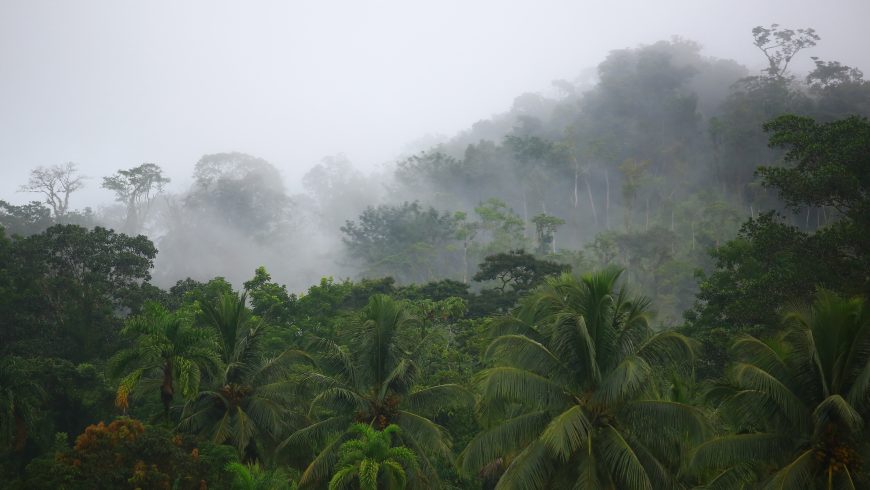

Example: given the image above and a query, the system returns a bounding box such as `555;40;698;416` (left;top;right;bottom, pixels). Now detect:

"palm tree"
180;293;303;459
328;424;418;490
109;303;220;418
691;291;870;488
460;269;706;489
282;294;472;488
0;357;44;452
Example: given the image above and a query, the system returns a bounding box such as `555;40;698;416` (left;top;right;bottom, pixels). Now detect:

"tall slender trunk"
573;164;579;208
522;190;529;238
585;175;598;226
604;168;610;229
644;197;650;232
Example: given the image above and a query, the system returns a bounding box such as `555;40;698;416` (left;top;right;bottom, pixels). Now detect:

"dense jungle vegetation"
2;25;869;489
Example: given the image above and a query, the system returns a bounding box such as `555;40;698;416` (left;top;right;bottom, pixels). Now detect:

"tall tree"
461;269;705;489
751;24;820;80
0;200;53;236
692;115;870;334
109;303;220;419
19;162;85;221
180;293;301;458
0;225;157;361
281;295;471;488
102;163;170;233
341;202;460;283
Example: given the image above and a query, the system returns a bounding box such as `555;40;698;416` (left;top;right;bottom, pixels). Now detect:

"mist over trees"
2;23;870;489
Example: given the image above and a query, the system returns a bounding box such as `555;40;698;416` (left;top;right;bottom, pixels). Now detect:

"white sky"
2;0;868;208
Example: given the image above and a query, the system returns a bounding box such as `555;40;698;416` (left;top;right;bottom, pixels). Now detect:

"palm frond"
493;440;554;490
594;355;652;406
459;410;551;475
477;366;566;407
813;394;864;434
690;433;792;473
395;409;451;458
597;425;653;490
729;362;811;431
539;405;592;462
620;400;710;444
485;334;567;378
763;449;815;490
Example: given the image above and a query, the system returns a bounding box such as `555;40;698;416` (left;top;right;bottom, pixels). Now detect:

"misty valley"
2;20;870;490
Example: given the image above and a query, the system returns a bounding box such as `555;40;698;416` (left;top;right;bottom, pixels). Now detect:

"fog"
1;0;869;301
2;0;868;202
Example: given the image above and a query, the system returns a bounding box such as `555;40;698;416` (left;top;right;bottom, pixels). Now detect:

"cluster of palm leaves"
461;269;706;489
282;294;472;488
111;293;303;460
329;423;418;490
107;271;870;489
0;357;44;452
692;290;870;489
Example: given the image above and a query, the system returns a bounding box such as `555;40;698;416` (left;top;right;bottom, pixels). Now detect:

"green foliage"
531;214;565;255
0;200;53;236
0;357;45;454
329;424;418;490
109;303;221;418
226;461;297;490
342;202;460;283
282;295;472;488
692;114;870;341
4;25;870;490
462;269;705;489
692;291;870;487
472;250;570;314
180;293;304;459
0;225;157;361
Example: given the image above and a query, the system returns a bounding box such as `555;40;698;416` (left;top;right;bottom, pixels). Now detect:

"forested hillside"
2;24;870;489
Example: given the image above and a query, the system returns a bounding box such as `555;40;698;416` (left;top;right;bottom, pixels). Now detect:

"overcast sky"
2;0;868;208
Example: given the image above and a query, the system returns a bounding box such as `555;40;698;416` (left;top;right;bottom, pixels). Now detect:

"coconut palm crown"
461;269;706;489
109;303;220;418
180;293;303;459
692;291;870;488
282;294;472;488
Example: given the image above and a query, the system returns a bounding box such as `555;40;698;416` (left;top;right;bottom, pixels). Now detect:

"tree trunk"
604;168;611;229
585;174;598;226
644;197;650;231
522;190;529;238
573;164;579;208
161;361;174;419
